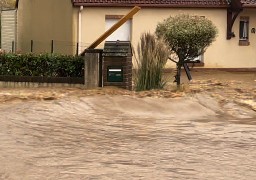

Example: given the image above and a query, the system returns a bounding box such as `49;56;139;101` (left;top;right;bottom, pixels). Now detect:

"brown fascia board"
243;4;256;7
73;3;228;8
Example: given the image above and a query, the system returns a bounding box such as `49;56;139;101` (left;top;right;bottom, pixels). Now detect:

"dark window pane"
239;20;249;40
239;21;244;39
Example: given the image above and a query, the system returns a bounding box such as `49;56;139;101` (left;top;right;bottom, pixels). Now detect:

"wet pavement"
0;95;255;180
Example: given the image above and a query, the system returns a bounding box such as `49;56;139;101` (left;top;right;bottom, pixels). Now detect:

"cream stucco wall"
80;7;256;68
223;9;256;68
17;3;256;68
17;0;76;54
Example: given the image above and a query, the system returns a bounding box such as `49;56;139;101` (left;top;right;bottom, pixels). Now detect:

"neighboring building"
15;0;256;68
15;0;75;55
1;9;17;52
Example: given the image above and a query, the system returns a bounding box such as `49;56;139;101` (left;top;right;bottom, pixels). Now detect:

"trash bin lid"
103;41;132;57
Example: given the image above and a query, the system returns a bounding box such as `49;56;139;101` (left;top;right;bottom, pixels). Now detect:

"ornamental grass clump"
134;32;170;91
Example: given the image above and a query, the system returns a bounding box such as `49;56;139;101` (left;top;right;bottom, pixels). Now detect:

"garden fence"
1;40;92;55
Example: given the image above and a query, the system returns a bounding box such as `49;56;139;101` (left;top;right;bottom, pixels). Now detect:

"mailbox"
107;67;123;82
102;41;132;89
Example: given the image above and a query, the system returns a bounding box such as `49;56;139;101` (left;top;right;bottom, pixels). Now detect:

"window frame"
105;15;132;42
239;16;250;46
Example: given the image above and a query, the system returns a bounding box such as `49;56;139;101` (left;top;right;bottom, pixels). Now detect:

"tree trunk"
176;64;182;87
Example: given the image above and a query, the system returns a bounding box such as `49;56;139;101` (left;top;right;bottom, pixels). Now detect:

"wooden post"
51;40;54;54
98;51;103;87
31;40;33;53
12;41;15;53
76;42;79;56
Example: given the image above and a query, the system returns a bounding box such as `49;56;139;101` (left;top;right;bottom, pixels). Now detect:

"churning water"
0;96;255;179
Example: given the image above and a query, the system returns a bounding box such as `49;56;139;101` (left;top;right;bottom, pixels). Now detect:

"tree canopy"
156;14;218;63
155;14;218;86
0;0;16;9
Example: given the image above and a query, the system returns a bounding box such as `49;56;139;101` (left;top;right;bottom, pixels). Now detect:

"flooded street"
0;94;255;179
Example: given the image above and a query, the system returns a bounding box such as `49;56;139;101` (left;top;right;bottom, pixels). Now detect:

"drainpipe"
78;6;83;54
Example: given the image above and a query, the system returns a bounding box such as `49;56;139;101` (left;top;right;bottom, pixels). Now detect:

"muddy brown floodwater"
0;94;256;180
0;70;256;179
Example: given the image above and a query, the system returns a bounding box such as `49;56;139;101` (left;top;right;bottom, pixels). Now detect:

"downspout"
78;6;83;54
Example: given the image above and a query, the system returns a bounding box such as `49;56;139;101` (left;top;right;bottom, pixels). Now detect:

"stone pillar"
84;53;99;89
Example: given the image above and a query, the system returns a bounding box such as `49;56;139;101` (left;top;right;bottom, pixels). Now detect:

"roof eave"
73;3;228;8
243;5;256;8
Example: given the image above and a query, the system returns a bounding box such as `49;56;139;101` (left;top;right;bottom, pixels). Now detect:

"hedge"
0;53;84;77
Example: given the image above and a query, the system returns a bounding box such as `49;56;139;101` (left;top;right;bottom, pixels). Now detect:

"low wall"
0;81;84;88
0;76;84;88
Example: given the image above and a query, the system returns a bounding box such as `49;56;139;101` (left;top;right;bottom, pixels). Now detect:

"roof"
242;0;256;7
72;0;229;8
14;0;256;9
72;0;256;8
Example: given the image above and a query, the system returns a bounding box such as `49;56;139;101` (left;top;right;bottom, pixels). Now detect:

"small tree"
134;32;170;91
0;0;16;8
156;14;218;86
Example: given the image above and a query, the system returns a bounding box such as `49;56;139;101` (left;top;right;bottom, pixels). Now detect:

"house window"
105;15;132;41
187;54;204;67
239;17;250;46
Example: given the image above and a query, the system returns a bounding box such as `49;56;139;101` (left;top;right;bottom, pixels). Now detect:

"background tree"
156;14;218;86
0;0;16;9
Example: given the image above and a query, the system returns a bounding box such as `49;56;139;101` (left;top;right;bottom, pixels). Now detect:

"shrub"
0;53;84;77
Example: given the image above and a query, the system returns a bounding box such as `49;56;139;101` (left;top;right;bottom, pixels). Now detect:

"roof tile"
72;0;256;8
72;0;229;7
242;0;256;7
